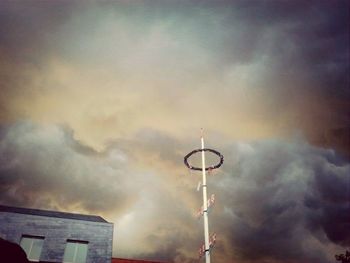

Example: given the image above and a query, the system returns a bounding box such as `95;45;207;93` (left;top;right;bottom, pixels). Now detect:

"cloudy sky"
0;1;349;262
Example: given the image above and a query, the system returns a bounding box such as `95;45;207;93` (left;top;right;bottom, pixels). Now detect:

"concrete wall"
0;211;113;263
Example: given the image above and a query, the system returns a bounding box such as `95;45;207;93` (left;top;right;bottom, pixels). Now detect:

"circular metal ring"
184;148;224;171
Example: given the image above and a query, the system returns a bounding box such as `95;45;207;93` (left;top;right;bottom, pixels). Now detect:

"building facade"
0;205;113;263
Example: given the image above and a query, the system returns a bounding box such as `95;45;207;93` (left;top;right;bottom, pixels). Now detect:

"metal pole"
201;130;210;263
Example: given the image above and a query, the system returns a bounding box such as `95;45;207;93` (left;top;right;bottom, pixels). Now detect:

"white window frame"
63;239;89;263
20;235;45;262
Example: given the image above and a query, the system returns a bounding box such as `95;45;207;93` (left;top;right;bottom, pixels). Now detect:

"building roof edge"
0;204;110;223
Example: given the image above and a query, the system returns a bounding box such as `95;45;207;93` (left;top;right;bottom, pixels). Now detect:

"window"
63;240;88;263
20;235;44;261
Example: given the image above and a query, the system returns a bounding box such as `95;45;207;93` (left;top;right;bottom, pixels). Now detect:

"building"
0;205;113;263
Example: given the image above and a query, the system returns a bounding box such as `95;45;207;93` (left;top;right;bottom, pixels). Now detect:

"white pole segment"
201;131;211;263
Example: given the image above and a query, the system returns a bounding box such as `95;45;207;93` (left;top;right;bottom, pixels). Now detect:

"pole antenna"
184;130;224;262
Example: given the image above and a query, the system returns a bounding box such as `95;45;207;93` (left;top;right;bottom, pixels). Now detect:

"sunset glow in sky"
0;1;349;262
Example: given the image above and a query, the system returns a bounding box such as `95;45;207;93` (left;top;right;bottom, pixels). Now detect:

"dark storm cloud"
211;139;349;262
200;0;350;148
0;0;348;150
179;0;350;88
305;163;350;246
107;132;350;262
0;1;75;59
1;0;348;90
0;121;349;262
0;121;200;261
0;1;349;262
0;1;76;121
0;121;138;213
